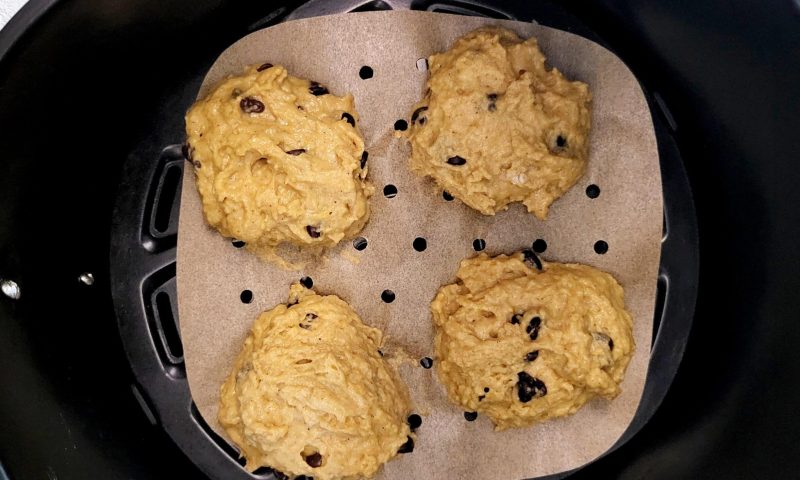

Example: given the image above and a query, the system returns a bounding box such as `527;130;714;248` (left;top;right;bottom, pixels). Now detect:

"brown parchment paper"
176;10;662;480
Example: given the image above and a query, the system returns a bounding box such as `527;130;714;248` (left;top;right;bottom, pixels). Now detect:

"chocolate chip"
378;349;384;357
240;97;265;114
442;191;454;201
420;357;433;369
593;332;614;350
556;135;567;148
532;239;547;253
407;414;422;430
419;117;427;126
231;88;241;98
522;249;543;270
394;119;408;131
240;290;253;304
526;316;542;341
446;155;466;166
464;411;478;421
383;184;398;198
257;62;273;71
473;239;486;252
299;323;311;330
300;276;313;289
586;184;601;199
232;240;246;248
306;225;321;238
305;313;318;320
309;82;329;96
295;476;313;480
609;338;614;350
341;112;355;126
510;313;523;325
398;436;414;454
478;395;485;401
286;149;306;156
411;106;428;124
484;387;490;392
360;151;368;169
517;371;547;403
304;452;323;468
594;240;609;254
487;93;498;112
525;350;539;362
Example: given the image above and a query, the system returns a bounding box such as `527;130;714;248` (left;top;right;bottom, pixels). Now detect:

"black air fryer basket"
0;1;798;479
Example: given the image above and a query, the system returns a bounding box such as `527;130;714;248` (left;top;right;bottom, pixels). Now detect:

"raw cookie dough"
431;252;634;430
185;64;373;260
406;27;591;219
219;283;413;480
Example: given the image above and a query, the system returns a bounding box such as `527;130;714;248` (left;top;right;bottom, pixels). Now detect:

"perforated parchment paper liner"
176;10;662;480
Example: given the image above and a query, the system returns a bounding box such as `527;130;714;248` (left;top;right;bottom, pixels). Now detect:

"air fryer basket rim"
7;0;800;479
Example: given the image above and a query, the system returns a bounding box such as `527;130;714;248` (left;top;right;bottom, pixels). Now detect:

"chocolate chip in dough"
286;148;306;156
304;452;323;468
341;112;355;126
306;225;321;238
517;371;547;403
487;93;498;111
232;240;246;248
464;411;478;422
309;82;329;96
510;313;523;325
300;276;313;289
442;191;454;201
556;135;567;148
522;249;543;270
420;357;433;369
526;316;542;341
446;155;466;166
398;436;415;454
525;350;539;362
360;151;368;169
256;62;273;71
240;97;265;114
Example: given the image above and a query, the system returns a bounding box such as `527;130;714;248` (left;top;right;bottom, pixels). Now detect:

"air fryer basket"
1;0;798;479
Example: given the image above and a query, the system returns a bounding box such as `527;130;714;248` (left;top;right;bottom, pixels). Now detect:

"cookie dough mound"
406;27;591;219
185;64;373;258
431;252;633;430
219;284;413;480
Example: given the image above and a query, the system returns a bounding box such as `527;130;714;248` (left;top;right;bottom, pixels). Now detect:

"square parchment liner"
177;10;662;480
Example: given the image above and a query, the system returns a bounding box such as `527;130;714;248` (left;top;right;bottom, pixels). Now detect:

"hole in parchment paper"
381;290;396;303
359;66;374;79
532;239;547;253
353;236;368;251
240;290;253;304
383;184;398;198
586;184;601;199
394;119;408;131
442;191;454;201
416;58;428;71
300;276;313;289
232;240;246;248
594;240;609;254
413;237;427;252
473;239;486;251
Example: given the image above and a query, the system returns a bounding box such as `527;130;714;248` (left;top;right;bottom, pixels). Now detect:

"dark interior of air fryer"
2;0;798;479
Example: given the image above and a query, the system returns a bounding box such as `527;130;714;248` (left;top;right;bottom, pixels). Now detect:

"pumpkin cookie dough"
406;27;591;219
185;64;373;260
219;283;413;480
431;252;633;430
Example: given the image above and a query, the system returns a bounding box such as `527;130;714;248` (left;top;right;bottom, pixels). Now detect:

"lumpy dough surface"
185;64;373;259
431;252;634;430
219;284;412;480
406;27;592;219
